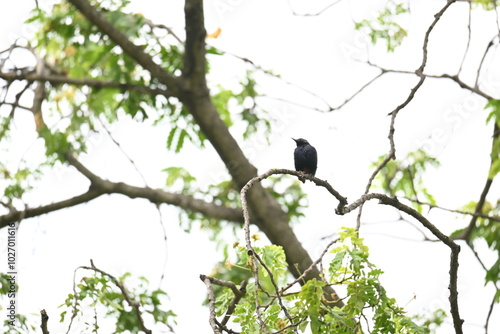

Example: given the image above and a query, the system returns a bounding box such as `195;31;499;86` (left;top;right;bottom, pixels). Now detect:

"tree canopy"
0;0;499;333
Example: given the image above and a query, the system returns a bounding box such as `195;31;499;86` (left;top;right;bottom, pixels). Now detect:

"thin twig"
281;237;340;294
240;176;271;333
287;0;345;16
96;117;149;186
484;291;497;334
458;1;472;75
401;197;500;223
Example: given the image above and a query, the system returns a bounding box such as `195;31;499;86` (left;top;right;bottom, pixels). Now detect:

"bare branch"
0;189;102;229
200;275;222;334
40;309;49;334
458;2;472;75
331;70;386;111
485;292;498;334
401;197;500;223
145;19;183;44
287;0;345;17
474;36;499;89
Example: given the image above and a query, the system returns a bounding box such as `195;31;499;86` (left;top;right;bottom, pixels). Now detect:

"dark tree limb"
40;309;49;334
0;190;102;229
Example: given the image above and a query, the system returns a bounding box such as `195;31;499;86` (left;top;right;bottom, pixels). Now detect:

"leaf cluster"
372;149;439;212
452;199;500;299
59;271;175;333
213;229;433;333
354;0;409;52
0;273;36;334
0;163;42;205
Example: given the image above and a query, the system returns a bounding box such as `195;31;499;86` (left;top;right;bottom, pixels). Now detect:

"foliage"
354;0;409;52
473;0;500;10
371;149;439;212
0;273;36;334
0;163;42;204
413;309;448;334
59;270;176;333
213;228;433;333
451;200;500;293
19;1;275;165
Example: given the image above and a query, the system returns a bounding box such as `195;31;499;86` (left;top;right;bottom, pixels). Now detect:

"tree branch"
200;275;222;334
0;189;102;229
454;122;499;241
40;309;49;334
0;70;174;97
0;157;244;229
241;168;346;307
338;192;464;333
183;0;207;88
400;196;500;223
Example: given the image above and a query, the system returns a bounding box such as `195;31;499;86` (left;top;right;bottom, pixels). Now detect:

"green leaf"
485;99;500;126
330;249;347;273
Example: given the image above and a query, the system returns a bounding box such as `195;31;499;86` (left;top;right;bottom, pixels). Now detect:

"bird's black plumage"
292;138;317;183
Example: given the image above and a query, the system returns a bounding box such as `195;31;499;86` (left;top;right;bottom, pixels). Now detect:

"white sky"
1;0;500;333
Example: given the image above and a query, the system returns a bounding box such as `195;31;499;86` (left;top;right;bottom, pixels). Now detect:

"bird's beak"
291;138;297;143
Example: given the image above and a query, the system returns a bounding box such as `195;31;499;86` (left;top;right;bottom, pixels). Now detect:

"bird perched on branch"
292;138;317;183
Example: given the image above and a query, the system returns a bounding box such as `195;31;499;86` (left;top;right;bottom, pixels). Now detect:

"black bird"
292;138;317;183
